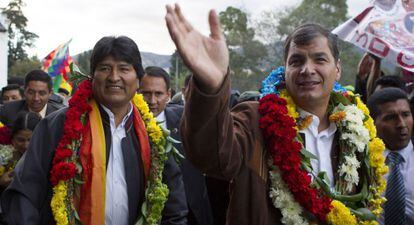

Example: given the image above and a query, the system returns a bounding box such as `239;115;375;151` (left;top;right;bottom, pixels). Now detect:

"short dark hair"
11;111;42;137
284;23;340;63
373;75;405;92
143;66;171;90
90;36;145;79
367;87;409;120
1;84;23;98
24;70;53;91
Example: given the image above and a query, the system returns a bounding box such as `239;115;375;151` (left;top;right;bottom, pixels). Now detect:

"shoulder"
165;104;184;116
41;107;68;130
1;100;26;112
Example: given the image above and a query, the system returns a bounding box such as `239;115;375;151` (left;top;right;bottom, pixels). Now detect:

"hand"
0;170;14;188
165;4;229;94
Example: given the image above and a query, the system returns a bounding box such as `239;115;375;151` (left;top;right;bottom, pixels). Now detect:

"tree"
169;50;190;92
255;0;361;86
9;56;41;76
3;0;38;71
219;7;267;92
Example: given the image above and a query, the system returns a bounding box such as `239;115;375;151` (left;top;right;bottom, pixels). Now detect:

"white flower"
339;155;361;192
268;161;309;225
0;145;14;166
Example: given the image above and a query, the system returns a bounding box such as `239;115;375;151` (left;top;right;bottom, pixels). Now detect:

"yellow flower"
327;200;357;225
0;166;5;176
364;118;377;139
51;181;69;225
280;90;299;120
355;97;370;116
0;121;4;127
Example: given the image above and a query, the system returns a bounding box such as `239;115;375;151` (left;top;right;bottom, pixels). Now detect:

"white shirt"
30;103;47;118
102;104;133;225
156;110;167;130
379;141;414;225
298;109;337;188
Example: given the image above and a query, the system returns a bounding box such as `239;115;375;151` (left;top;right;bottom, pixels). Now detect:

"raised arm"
165;4;229;94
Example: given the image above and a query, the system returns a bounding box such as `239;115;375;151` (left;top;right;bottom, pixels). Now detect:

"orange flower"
298;115;313;130
329;111;346;122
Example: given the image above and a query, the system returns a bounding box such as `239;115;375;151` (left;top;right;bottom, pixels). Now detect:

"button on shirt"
102;104;133;225
379;141;414;225
298;109;337;188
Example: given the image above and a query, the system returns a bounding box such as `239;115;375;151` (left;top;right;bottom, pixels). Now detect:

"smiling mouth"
106;85;124;90
297;81;320;87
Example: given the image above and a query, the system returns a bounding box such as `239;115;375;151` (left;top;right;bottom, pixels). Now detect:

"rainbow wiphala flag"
42;40;73;93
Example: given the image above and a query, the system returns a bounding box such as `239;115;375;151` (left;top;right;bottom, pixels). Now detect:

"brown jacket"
181;75;283;225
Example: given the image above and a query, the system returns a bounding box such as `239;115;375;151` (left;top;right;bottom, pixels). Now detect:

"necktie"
384;151;406;225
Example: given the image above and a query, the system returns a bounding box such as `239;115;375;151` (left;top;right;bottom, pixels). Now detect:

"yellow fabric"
89;99;106;225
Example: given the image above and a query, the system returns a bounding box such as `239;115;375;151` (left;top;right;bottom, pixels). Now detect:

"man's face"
12;129;32;154
375;99;413;150
92;56;138;111
24;81;52;112
284;36;341;109
139;75;171;117
2;89;22;103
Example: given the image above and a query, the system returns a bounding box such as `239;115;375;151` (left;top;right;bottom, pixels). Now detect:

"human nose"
108;69;121;82
149;94;157;104
396;115;407;128
300;61;316;75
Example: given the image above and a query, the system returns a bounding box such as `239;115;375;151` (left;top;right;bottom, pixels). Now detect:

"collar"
30;103;48;118
384;140;413;163
156;110;166;123
298;108;337;138
100;103;133;129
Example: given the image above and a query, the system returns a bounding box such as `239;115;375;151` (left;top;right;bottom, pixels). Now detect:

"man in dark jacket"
139;66;213;225
1;36;187;225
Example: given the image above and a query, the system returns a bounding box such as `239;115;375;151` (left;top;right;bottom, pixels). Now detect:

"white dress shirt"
298;109;337;188
156;110;167;130
30;104;47;118
379;141;414;225
102;104;133;225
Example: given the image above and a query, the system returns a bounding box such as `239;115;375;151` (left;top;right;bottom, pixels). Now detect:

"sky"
1;0;372;58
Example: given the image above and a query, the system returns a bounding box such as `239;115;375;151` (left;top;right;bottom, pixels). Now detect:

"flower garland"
50;80;171;225
259;67;387;225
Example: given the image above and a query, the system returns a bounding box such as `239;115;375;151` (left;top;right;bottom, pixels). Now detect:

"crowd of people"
0;3;412;225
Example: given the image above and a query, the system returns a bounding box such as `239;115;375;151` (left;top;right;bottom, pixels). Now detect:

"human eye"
97;65;111;72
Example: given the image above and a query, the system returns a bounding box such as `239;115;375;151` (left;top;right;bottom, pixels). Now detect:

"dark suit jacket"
0;99;64;127
1;107;187;225
165;105;213;225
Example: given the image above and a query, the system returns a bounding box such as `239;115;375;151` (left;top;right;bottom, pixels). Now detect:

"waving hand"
165;4;229;94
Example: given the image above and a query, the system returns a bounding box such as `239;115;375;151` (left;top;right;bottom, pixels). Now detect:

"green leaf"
167;136;181;144
74;178;85;185
300;148;318;160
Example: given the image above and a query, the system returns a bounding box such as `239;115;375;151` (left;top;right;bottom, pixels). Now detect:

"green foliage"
169;50;190;92
255;0;360;86
219;7;268;92
4;0;38;71
9;56;41;76
277;0;348;37
73;50;92;75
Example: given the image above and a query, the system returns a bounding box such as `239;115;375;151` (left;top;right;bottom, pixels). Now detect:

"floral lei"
259;67;388;225
49;80;172;225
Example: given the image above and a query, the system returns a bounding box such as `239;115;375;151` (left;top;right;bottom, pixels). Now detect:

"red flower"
50;80;93;187
259;92;332;222
0;126;12;145
50;162;77;186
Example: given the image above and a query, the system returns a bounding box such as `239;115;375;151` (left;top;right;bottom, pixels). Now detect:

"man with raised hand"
166;4;386;225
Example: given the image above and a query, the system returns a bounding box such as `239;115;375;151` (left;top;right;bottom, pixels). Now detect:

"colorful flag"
333;0;414;72
42;40;73;93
